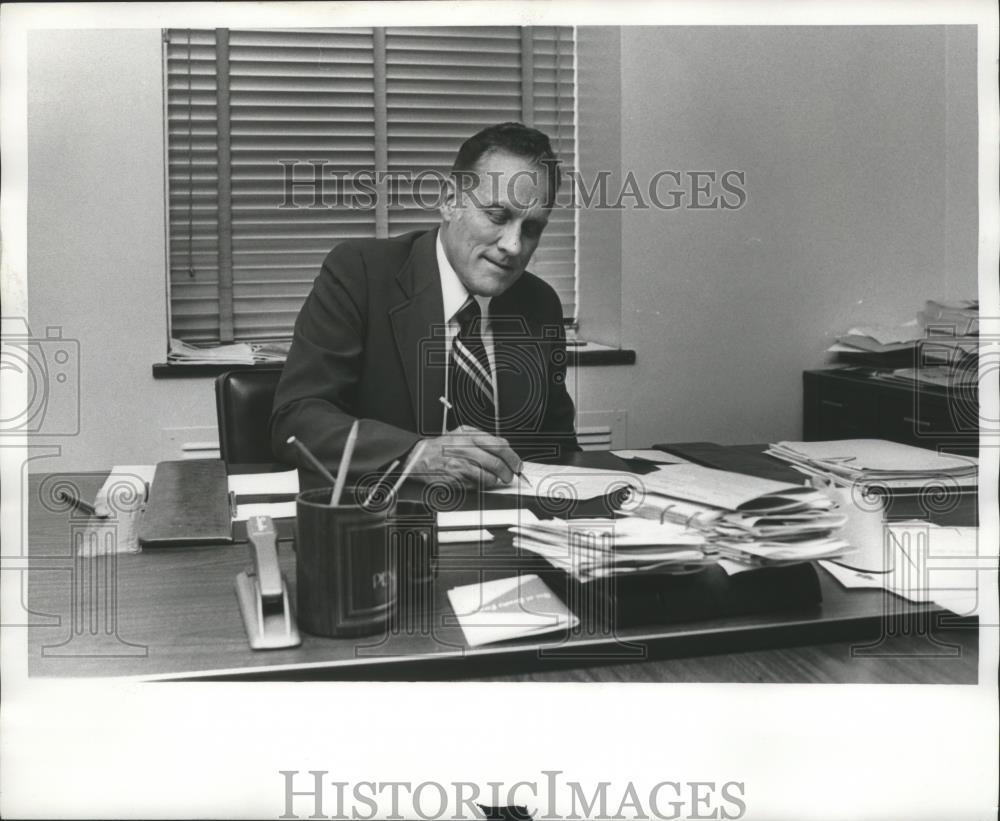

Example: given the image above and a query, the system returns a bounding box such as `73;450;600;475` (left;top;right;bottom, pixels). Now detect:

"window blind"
165;27;577;344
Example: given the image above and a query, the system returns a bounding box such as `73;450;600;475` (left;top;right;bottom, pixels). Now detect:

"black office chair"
214;368;284;467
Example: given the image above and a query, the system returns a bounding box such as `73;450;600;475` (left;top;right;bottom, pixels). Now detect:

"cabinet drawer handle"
820;399;845;409
902;416;930;429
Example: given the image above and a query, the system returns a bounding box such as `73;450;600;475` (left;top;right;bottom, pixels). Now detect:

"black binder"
652;441;807;484
137;459;233;547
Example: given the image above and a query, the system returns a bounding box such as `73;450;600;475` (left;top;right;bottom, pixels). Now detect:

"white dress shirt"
436;231;499;434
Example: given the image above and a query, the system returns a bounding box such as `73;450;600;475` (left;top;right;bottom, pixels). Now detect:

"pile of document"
829;321;926;357
827;299;979;367
619;463;850;568
766;439;978;491
919;298;978;336
510;516;714;581
253;340;292;362
871;365;979;390
168;338;256;365
167;338;291;365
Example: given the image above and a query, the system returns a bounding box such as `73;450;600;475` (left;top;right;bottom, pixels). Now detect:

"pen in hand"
441;411;531;488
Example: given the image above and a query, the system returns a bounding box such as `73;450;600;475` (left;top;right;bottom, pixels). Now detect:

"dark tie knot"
456;297;484;335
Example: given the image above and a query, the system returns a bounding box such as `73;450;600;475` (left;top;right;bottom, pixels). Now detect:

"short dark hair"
451;122;561;207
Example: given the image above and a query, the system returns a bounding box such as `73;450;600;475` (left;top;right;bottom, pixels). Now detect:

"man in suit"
270;122;579;489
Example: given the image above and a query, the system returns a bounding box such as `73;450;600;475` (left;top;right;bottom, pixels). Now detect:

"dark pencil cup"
388;498;438;627
294;488;397;638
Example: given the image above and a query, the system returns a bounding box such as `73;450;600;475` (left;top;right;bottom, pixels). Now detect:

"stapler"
235;515;301;650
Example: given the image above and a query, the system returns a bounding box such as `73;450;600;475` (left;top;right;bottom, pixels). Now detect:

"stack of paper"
714;509;849;541
623;463;836;520
618;463;851;568
168;338;293;365
829;321;925;355
919;298;979;336
168;338;255;365
714;536;851;566
511;516;713;581
871;365;979;390
767;439;978;490
252;340;291;362
827;299;979;365
919;335;979;364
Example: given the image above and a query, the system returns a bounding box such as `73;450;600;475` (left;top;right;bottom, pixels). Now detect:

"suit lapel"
388;230;447;436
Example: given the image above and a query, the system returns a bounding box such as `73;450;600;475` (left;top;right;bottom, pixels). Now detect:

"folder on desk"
138;459;233;547
651;441;806;484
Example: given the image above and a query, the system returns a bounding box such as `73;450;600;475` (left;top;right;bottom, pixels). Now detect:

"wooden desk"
27;463;979;683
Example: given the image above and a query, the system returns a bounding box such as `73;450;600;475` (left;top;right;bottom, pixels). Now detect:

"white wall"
27;29;215;473
25;26;979;471
616;26;978;447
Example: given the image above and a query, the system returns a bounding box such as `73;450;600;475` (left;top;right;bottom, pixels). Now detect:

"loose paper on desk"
77;465;156;556
820;523;993;616
227;469;299;498
437;508;538;529
228;470;299;521
94;465;156;517
233;501;297;522
437;529;493;545
447;574;578;647
611;449;691;465
486;461;638;500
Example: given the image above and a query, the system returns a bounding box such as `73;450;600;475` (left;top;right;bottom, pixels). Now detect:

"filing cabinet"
803;369;978;455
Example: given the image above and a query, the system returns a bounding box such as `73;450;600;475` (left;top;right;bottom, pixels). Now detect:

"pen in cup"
388;440;428;498
330;420;359;506
362;458;400;508
286;435;339;493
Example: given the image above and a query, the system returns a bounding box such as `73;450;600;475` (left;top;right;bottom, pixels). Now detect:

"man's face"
439;149;552;298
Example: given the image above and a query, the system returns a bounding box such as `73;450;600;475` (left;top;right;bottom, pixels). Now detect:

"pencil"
362;458;401;507
286;436;338;489
330;420;360;506
388;440;428;498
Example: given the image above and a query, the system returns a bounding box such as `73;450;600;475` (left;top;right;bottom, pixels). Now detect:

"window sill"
152;344;635;379
566;341;636;366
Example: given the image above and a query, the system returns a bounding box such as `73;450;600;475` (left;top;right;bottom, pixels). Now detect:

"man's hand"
409;426;522;489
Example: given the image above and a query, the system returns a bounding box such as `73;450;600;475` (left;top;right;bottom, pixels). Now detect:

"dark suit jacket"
270;228;579;480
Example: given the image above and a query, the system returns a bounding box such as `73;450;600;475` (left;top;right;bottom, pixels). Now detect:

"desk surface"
26;451;979;683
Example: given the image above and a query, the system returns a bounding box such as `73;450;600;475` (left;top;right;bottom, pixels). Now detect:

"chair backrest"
214;368;284;466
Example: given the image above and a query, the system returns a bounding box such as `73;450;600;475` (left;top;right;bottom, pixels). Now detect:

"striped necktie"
448;297;497;432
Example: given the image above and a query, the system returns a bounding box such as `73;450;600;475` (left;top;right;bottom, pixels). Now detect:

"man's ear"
439;175;458;223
